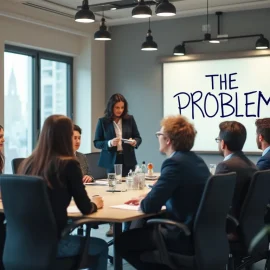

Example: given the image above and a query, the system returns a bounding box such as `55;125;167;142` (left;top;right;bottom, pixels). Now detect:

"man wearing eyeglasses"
215;121;257;223
115;115;210;269
255;118;270;170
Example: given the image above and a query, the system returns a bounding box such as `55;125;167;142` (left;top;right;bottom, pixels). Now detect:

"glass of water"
114;164;122;184
108;173;116;191
209;164;216;175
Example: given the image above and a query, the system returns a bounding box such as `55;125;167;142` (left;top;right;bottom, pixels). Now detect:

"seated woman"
73;124;94;183
19;115;108;270
0;125;5;270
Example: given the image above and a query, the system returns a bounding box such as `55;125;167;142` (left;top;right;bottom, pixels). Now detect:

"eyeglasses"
155;132;164;138
215;137;221;143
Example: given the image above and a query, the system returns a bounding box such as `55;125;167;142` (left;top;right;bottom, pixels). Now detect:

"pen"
106;189;127;192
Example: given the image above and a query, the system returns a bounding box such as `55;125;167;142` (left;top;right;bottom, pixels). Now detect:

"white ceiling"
7;0;270;25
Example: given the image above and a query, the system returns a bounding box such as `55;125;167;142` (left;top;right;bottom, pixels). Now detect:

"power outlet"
202;24;211;33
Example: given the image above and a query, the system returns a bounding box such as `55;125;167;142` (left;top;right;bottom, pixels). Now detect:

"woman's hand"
127;138;137;147
92;196;104;209
83;175;94;183
110;137;121;147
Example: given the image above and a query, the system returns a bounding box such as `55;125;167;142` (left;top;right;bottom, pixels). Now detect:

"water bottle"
141;161;147;174
126;169;133;190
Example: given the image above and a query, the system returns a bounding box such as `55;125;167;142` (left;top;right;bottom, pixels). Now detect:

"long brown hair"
0;125;4;173
18;115;75;186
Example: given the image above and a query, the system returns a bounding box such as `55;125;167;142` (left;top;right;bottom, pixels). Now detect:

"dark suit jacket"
215;151;257;219
257;148;270;170
141;151;210;230
93;115;142;170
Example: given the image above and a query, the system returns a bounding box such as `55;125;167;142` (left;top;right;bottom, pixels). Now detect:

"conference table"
68;178;161;270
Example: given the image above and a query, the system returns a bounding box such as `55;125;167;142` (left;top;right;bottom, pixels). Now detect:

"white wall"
0;0;106;153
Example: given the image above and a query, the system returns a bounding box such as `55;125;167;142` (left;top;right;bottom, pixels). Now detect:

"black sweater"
46;159;97;237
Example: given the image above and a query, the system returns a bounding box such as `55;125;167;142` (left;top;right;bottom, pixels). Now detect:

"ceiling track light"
75;0;95;23
132;0;152;18
173;34;269;56
94;8;111;41
155;0;176;16
141;17;158;51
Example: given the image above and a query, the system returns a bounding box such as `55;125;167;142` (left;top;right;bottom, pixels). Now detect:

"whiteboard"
163;56;270;153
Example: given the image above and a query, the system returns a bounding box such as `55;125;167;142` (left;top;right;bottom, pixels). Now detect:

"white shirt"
262;146;270;156
108;119;123;151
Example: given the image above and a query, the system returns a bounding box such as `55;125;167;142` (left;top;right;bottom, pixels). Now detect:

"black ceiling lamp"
75;0;95;23
132;0;152;18
203;0;218;43
156;0;176;17
256;35;269;49
141;18;158;51
173;43;185;55
94;8;111;41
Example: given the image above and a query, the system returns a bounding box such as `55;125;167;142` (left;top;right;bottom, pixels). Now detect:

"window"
4;45;73;173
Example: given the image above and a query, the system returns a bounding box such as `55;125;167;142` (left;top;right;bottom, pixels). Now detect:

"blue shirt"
224;153;233;161
262;146;270;157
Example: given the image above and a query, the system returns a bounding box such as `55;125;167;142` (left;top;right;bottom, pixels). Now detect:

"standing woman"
94;94;142;177
18;115;108;270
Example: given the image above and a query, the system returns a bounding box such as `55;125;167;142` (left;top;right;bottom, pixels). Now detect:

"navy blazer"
215;151;257;219
93;115;142;170
141;151;210;229
257;149;270;170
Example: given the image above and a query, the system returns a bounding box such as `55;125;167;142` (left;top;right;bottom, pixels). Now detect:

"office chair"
11;158;25;174
85;152;107;179
0;174;100;270
227;170;270;270
141;173;236;270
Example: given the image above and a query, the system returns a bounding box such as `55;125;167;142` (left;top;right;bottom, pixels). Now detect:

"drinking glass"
107;173;116;191
209;164;216;175
114;164;122;184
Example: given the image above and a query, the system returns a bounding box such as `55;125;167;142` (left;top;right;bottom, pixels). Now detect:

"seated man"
115;115;210;270
215;121;257;222
73;125;94;183
255;118;270;170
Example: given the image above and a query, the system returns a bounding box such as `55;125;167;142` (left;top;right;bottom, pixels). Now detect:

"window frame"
5;44;73;148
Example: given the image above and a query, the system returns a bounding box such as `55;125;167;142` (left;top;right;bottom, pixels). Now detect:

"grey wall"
105;9;270;169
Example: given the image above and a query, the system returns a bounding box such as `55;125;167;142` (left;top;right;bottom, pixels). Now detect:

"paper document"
85;180;107;186
67;205;81;213
110;204;166;211
110;204;141;211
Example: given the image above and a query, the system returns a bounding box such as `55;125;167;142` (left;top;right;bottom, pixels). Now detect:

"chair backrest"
0;174;58;270
11;158;25;174
193;173;236;270
238;170;270;255
85;152;107;179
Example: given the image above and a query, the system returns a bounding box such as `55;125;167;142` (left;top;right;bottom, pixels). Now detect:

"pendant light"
132;0;152;18
141;18;158;51
156;0;176;16
173;43;185;55
94;8;111;41
256;35;269;49
75;0;95;23
203;0;218;43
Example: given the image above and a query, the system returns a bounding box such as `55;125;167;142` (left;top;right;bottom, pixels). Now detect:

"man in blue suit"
255;118;270;170
115;115;210;270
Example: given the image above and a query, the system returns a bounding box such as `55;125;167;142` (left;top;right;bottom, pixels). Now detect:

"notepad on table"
85;180;108;186
110;204;166;211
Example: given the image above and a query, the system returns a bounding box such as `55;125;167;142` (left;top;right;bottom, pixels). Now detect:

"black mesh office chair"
85;152;107;179
141;173;236;270
0;174;100;270
11;158;25;174
227;170;270;270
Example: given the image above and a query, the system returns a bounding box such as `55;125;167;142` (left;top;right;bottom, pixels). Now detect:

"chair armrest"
61;218;98;238
147;218;191;236
227;214;239;227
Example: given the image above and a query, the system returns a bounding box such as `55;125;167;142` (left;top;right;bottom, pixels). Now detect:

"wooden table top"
69;181;156;223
